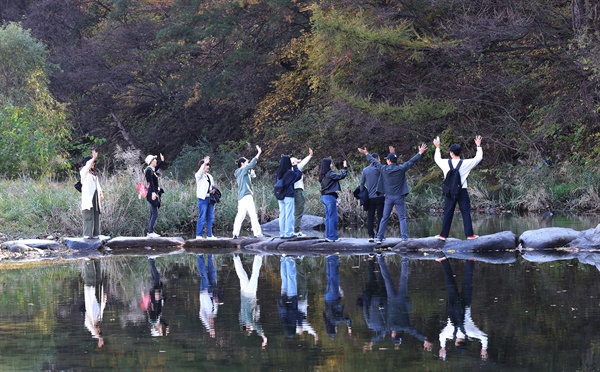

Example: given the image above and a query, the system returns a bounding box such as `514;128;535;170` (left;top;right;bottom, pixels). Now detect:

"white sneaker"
295;232;306;237
206;236;218;240
147;232;161;238
195;236;203;239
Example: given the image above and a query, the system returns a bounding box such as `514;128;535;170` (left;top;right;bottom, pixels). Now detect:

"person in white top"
433;136;483;240
290;148;313;237
80;150;104;239
195;156;217;239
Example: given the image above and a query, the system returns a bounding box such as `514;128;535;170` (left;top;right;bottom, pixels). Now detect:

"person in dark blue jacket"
275;155;302;238
319;158;348;242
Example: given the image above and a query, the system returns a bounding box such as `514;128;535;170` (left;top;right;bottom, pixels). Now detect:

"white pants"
233;195;262;237
233;255;263;297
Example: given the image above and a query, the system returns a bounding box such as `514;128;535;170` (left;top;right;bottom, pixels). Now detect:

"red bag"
136;182;148;199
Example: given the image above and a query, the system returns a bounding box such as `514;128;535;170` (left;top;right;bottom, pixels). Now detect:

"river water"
0;213;598;371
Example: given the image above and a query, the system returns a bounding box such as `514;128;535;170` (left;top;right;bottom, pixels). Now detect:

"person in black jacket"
319;158;348;242
275;155;302;238
144;153;165;238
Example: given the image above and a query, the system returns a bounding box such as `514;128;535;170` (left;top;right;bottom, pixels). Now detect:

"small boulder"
568;224;600;251
519;227;580;249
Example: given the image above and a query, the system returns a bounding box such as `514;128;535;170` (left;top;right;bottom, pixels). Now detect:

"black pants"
366;196;385;238
440;188;474;238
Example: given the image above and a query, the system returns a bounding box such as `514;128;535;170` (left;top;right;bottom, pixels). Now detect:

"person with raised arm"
232;145;263;239
433;136;483;241
80;150;104;239
358;144;427;243
290;148;313;237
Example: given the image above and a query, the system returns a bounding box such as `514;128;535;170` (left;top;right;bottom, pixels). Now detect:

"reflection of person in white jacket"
80;150;104;239
83;259;106;349
437;257;488;361
233;254;267;348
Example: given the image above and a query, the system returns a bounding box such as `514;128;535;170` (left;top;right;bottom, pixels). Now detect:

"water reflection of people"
233;254;267;348
437;257;488;361
323;255;352;337
83;258;106;349
198;254;219;338
379;256;432;351
358;255;387;350
278;256;318;343
141;257;169;337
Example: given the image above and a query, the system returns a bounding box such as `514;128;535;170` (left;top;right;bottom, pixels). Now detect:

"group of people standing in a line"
79;135;483;242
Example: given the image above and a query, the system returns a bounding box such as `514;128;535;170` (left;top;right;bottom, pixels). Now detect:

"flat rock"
2;239;60;250
568;224;600;251
105;236;185;249
63;236;111;251
519;227;580;249
261;214;324;233
391;231;518;252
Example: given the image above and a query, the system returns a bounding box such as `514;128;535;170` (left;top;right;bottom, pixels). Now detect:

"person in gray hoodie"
358;144;427;243
232;145;263;239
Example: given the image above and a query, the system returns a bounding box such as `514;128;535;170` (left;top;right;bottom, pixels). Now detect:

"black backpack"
442;159;463;200
273;178;286;200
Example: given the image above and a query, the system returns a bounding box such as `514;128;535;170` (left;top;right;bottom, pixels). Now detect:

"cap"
385;153;397;160
145;155;157;165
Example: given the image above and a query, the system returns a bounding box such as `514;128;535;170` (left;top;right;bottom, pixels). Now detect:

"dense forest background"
1;0;599;168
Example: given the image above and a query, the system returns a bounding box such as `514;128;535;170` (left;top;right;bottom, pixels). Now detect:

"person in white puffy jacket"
80;150;104;239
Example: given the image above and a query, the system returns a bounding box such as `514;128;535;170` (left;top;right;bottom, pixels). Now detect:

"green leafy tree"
0;22;70;177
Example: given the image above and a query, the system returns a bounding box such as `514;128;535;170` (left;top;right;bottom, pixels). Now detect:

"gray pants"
83;190;100;237
294;188;305;233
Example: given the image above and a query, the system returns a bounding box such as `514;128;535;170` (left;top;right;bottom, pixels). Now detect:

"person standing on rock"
144;153;165;238
433;136;483;241
358;144;427;244
81;150;104;239
275;155;302;239
195;156;217;239
290;148;313;237
359;152;384;243
232;145;263;239
319;158;348;242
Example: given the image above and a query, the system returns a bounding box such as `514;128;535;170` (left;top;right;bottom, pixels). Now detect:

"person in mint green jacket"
232;145;263;239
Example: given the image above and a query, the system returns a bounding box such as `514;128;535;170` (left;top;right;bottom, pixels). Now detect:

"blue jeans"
321;195;338;240
278;196;295;238
198;254;217;293
324;255;340;301
280;257;298;296
196;197;215;237
376;195;408;241
148;203;159;234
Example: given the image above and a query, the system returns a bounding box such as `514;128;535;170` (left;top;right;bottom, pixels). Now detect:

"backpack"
273;178;286;200
74;179;82;193
136;181;148;199
442;159;463;200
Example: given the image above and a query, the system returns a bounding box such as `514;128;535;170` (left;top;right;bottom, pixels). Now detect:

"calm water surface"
0;214;599;371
